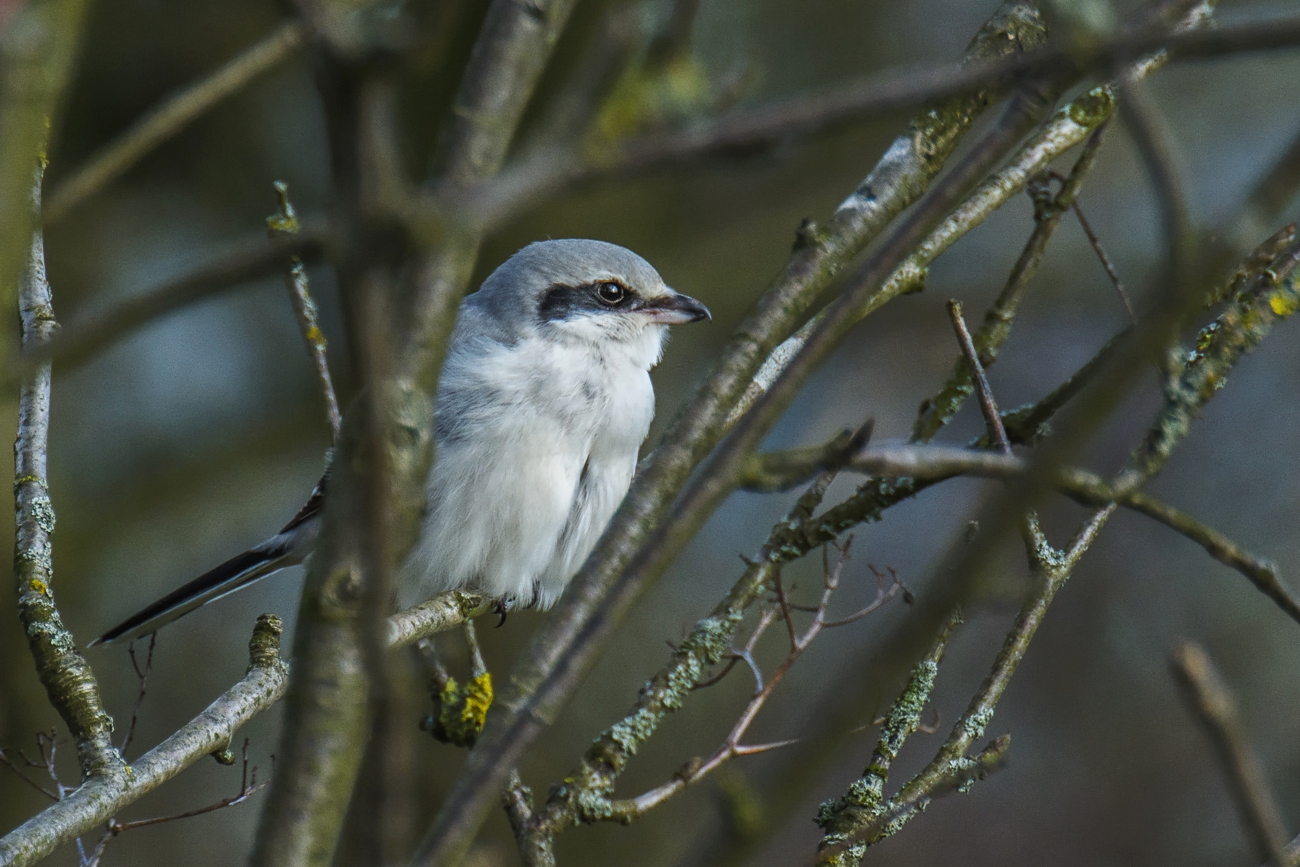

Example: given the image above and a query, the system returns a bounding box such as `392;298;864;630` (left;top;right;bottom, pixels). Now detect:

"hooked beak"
639;291;711;325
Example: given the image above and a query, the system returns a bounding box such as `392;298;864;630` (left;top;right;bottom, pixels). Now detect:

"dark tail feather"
89;541;295;647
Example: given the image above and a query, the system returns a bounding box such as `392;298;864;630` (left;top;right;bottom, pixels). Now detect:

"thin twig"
913;120;1112;444
946;300;1011;453
0;746;58;802
607;540;901;820
1116;73;1194;364
1171;642;1290;866
111;739;272;833
267;181;342;441
1069;197;1135;320
119;633;157;757
45;20;306;222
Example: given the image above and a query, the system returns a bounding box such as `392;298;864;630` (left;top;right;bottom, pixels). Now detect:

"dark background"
2;0;1300;865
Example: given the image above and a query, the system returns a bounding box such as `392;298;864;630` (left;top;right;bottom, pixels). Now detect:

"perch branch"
0;596;480;867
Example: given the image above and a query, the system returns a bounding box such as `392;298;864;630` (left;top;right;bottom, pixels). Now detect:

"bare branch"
44;20;306;222
0;0;90;373
0;594;481;867
0;615;287;867
107;738;271;833
597;540;900;822
1171;642;1290;866
914;120;1112;442
387;592;492;649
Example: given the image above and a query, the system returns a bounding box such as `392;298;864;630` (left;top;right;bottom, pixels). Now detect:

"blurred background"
3;0;1300;864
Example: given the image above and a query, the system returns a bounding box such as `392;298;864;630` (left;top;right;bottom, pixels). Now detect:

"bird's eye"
595;282;626;305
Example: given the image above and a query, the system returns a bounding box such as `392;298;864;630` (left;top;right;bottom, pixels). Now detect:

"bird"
90;239;710;646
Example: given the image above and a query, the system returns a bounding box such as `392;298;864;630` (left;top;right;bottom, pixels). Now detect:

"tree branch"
0;615;287;867
0;594;478;867
412;7;1057;862
44;19;306;223
13;159;122;782
0;0;90;397
1171;642;1290;866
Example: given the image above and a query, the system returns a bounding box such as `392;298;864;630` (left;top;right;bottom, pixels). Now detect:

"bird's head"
475;239;710;351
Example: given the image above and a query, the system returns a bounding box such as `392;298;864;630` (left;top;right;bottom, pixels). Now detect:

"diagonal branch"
1171;642;1290;866
44;19;306;222
0;594;481;867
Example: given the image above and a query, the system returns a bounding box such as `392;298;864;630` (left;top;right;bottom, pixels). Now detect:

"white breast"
400;327;661;609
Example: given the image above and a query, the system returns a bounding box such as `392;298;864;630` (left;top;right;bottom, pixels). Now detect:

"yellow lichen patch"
27;579;49;597
461;672;494;732
1268;288;1299;318
429;671;495;748
306;325;326;345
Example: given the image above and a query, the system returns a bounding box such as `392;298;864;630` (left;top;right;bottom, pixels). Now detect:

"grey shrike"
92;239;710;646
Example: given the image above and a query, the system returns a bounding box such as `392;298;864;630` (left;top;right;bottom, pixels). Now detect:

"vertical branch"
1171;642;1290;866
0;0;91;388
13;160;122;781
251;46;424;866
404;0;585;395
